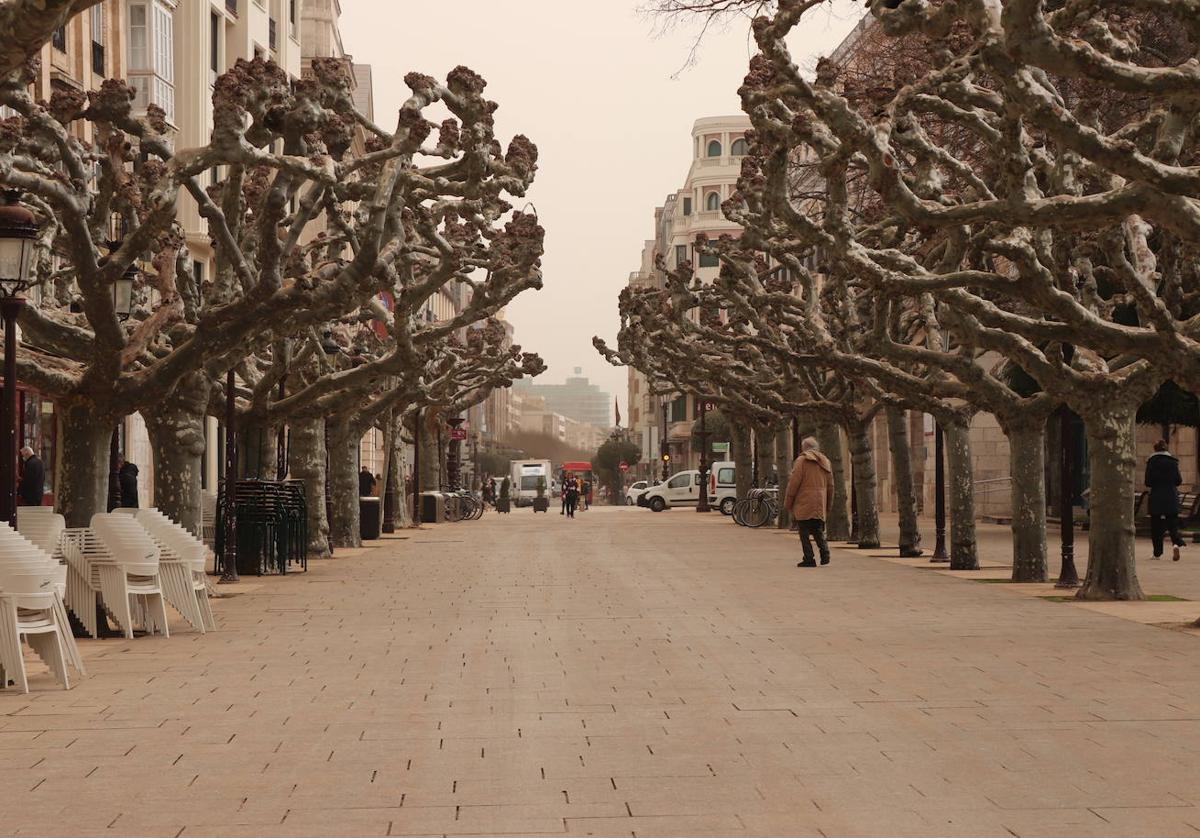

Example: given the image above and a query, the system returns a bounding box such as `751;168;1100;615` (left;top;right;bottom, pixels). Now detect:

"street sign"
619;462;629;472
712;442;730;454
450;429;468;441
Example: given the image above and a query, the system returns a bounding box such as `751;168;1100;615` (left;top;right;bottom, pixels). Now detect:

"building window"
731;138;748;156
706;139;722;158
52;25;67;52
210;12;220;75
670;396;688;423
699;251;720;268
226;0;238;14
682;197;692;216
289;0;297;37
269;17;277;51
705;191;721;212
91;6;106;74
128;2;176;123
675;245;688;267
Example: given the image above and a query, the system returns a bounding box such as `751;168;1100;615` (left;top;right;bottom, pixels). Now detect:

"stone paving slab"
3;506;1200;836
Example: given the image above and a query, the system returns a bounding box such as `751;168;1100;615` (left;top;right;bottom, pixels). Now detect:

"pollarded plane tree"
734;0;1200;599
0;8;540;532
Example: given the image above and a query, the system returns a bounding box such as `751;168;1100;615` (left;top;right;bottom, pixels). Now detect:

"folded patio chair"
114;508;215;633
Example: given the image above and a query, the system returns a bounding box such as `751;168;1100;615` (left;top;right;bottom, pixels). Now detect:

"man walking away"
1146;439;1186;561
564;476;580;519
118;456;140;509
18;446;44;507
784;437;834;567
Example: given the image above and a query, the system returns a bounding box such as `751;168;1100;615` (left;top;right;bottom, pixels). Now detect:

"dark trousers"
1150;513;1185;556
798;518;829;563
565;495;578;517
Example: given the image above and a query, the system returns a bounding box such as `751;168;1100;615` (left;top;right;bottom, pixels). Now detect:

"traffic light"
662;453;671;463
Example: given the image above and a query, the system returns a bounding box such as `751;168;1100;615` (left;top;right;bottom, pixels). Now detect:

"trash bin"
420;492;445;523
360;496;382;540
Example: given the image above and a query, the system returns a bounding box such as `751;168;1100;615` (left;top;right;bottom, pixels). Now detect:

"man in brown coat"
783;437;834;567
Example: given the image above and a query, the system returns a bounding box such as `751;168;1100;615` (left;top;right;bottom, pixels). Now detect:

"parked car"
625;480;651;506
641;470;703;512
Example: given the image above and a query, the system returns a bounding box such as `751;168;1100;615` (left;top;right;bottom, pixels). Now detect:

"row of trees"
2;2;544;555
599;0;1199;600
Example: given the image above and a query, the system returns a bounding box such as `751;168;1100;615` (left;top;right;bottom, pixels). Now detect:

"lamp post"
660;398;669;482
106;254;137;513
1055;404;1080;588
930;422;949;563
276;373;288;480
0;192;38;523
412;406;422;525
446;415;464;491
219;367;239;583
696;399;711;513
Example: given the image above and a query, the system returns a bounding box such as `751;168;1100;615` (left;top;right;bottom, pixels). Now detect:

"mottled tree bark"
289;419;330;558
326;416;361;549
1002;420;1048;582
56;402;117;528
775;425;793;529
846;420;881;549
1078;405;1145;601
817;423;851;541
731;420;752;500
943;420;979;571
755;424;776;488
418;415;440;493
143;375;212;536
886;406;922;556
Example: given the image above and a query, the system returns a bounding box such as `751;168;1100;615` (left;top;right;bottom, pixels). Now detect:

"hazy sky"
341;0;864;419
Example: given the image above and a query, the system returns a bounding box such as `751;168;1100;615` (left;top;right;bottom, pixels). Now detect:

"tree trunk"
886;406;922;556
1003;419;1047;582
56;402;118;528
755;425;776;488
143;376;211;536
817;423;851;541
418;413;440;493
327;416;361;550
1078;405;1145;601
731;420;752;500
943;419;979;571
846;420;881;548
775;425;792;529
239;423;275;479
289;419;330;558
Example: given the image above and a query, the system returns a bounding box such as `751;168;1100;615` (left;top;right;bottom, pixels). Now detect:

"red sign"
450;429;468;441
619;462;629;472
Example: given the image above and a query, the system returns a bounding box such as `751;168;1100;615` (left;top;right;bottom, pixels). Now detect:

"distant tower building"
516;368;612;428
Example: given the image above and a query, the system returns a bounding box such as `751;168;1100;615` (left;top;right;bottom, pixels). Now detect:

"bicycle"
733;488;778;528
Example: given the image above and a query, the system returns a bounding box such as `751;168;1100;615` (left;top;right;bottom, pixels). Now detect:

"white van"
510;459;552;507
642;463;738;513
709;461;738;515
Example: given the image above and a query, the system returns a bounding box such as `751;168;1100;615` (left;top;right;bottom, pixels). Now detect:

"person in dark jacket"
1145;440;1186;561
118;457;139;509
359;466;377;497
18;446;44;506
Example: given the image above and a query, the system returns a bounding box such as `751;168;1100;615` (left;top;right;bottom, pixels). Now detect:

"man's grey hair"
20;445;33;457
801;436;819;452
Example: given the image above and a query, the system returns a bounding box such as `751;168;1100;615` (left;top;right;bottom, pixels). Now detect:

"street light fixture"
0;191;39;524
113;263;136;321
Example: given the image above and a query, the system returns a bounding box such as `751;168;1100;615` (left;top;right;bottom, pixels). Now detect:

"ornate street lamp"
113;263;136;320
105;250;139;512
0;192;39;523
219;367;240;583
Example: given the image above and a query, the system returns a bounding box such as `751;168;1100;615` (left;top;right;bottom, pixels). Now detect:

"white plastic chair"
16;507;65;560
0;524;84;691
0;574;72;693
115;508;215;633
63;514;169;641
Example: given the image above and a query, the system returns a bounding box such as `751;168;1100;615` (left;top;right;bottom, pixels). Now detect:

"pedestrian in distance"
783;437;834;567
564;476;580;518
1145;439;1186;561
18;445;44;507
359;466;377;497
118;455;140;509
581;479;591;511
561;472;569;515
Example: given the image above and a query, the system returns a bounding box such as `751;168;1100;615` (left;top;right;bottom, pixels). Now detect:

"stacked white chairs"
62;513;169;640
17;506;66;561
115;508;215;633
0;523;84;693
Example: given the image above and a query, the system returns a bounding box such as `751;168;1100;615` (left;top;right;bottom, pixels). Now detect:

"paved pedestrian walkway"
4;507;1200;837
